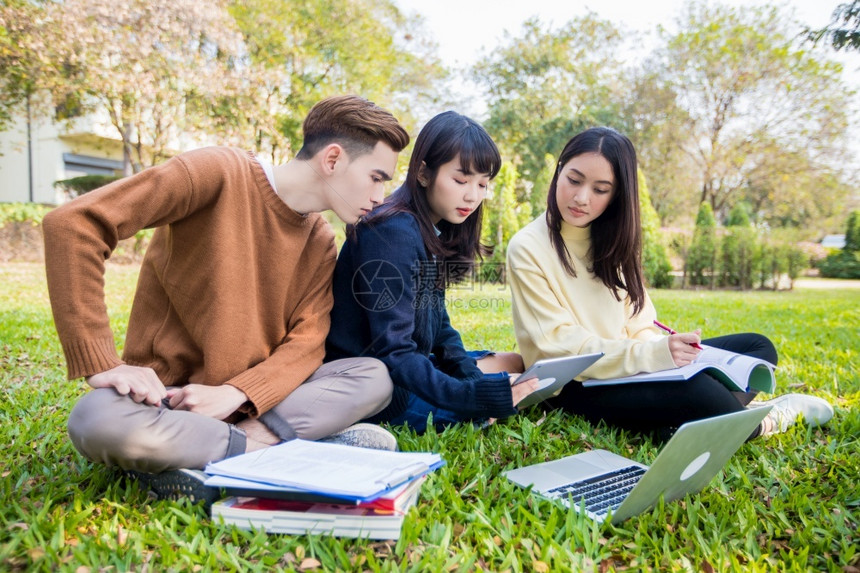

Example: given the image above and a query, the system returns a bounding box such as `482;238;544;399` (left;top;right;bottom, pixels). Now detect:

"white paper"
205;439;443;498
581;345;775;392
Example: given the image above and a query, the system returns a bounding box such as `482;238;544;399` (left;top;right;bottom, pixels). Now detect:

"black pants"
548;333;777;439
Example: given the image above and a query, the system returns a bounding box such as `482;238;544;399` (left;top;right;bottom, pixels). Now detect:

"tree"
845;210;860;252
818;209;860;278
0;0;53;132
625;70;700;225
724;202;751;227
471;15;626;209
44;0;245;173
225;0;447;162
719;204;757;289
687;202;718;288
528;154;556;218
2;0;446;170
806;0;860;51
736;141;853;229
639;171;673;288
479;161;531;280
641;2;855;226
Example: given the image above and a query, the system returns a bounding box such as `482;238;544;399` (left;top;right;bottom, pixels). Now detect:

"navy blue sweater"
325;211;516;422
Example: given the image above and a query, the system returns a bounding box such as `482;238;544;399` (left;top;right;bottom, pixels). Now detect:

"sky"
393;0;847;66
392;0;858;116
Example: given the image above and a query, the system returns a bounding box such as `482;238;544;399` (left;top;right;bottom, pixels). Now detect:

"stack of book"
203;439;444;540
210;477;425;539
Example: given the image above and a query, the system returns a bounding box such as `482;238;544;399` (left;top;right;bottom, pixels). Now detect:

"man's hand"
86;364;166;406
166;384;248;420
509;374;540;407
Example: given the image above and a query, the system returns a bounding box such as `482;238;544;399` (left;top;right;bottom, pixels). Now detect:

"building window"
62;153;123;178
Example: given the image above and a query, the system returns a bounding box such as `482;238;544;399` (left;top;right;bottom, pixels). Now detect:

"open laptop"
504;406;771;523
513;352;604;409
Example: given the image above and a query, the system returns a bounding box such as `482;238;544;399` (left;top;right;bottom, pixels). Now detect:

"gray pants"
67;357;392;473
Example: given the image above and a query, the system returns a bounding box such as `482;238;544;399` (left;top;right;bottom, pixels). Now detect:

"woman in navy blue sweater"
326;112;538;432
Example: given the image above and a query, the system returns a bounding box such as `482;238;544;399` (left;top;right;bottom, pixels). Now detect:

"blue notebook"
204;439;444;502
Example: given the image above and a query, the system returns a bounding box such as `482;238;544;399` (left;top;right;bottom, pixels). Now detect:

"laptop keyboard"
545;465;646;516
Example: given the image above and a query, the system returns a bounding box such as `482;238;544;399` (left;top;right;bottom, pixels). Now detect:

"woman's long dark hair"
546;127;646;314
363;111;501;286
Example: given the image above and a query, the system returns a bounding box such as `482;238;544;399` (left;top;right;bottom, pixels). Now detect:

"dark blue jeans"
387;350;494;433
548;333;777;438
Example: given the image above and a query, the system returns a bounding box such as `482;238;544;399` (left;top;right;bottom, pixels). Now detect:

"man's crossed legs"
67;358;394;500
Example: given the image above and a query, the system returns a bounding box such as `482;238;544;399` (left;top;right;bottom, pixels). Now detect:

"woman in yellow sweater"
506;127;832;438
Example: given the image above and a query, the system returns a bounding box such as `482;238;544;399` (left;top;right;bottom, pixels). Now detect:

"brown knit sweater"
42;147;336;416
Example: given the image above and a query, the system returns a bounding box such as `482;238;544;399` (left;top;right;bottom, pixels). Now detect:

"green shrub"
718;227;757;289
844;210;859;252
0;202;154;263
479;162;531;283
786;244;807;286
819;250;860;278
754;241;797;290
639;172;673;288
54;174;122;198
757;243;772;289
724;201;752;227
643;241;673;289
687;202;717;287
683;221;807;290
0;203;52;227
819;209;860;278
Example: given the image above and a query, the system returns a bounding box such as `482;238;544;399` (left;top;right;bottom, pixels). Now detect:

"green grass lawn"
1;262;857;572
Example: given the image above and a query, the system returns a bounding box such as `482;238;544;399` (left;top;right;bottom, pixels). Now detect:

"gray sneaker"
127;468;220;505
750;393;834;436
319;423;398;451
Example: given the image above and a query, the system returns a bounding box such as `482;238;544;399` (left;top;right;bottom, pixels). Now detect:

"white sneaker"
319;423;398;451
750;394;834;436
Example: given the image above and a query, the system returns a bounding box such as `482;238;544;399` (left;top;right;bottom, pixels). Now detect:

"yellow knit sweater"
506;215;675;380
43;147;336;415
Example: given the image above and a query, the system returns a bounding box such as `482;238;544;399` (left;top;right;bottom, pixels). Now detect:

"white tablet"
513;352;604;409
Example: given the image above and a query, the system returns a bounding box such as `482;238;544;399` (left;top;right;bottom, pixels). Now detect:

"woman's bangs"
457;129;501;179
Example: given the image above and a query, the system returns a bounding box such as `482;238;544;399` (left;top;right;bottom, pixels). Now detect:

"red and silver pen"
653;320;704;350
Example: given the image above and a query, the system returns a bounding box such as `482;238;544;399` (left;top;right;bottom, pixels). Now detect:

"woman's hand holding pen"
654;319;703;367
668;330;702;367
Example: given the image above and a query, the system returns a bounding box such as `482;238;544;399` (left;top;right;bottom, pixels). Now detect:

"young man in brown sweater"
42;95;410;502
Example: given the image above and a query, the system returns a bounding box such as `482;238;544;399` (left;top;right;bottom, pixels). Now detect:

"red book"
210;477;426;539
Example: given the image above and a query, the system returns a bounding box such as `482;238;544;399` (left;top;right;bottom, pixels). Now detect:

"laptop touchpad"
541;458;608;486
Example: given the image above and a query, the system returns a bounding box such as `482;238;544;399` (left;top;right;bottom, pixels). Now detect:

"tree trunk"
122;123;134;177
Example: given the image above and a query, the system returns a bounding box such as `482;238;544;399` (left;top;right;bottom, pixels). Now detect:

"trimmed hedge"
54;174;122;197
819;210;860;279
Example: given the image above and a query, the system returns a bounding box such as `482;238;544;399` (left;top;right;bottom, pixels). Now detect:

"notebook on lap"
513;352;604;409
504;407;770;523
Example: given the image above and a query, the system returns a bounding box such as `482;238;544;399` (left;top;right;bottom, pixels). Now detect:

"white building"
0;97;213;205
821;234;846;249
0;101;126;205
